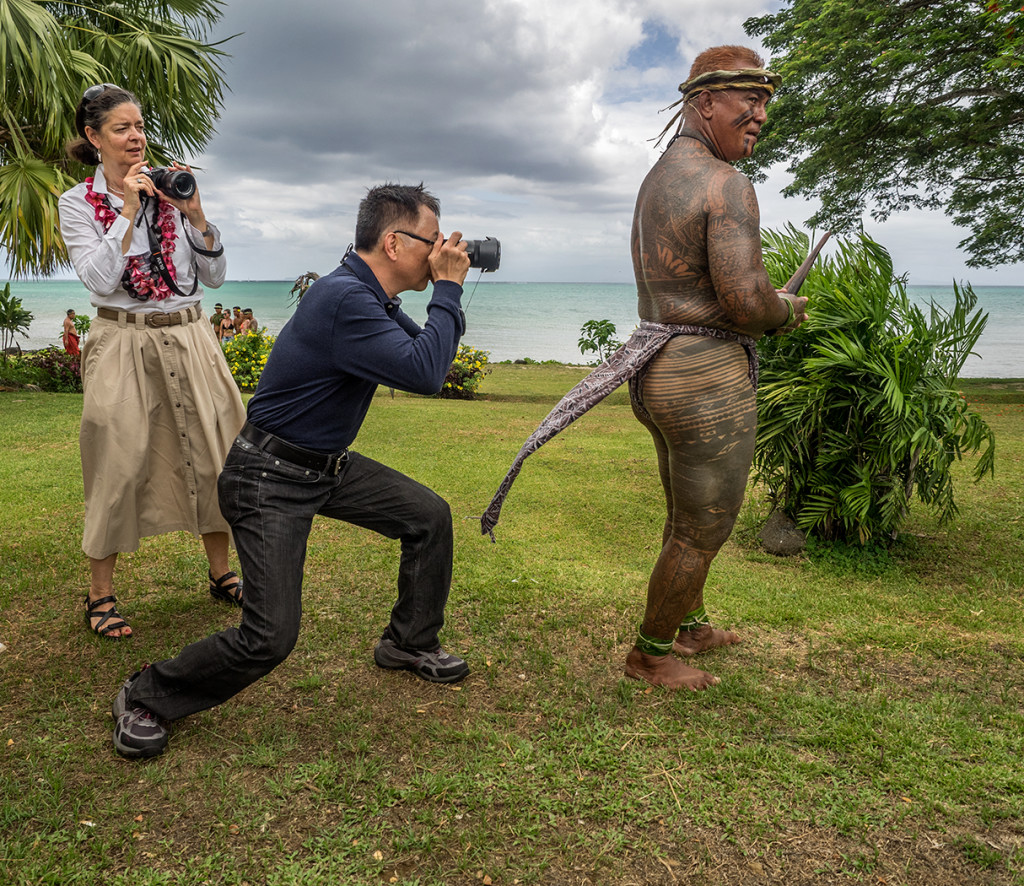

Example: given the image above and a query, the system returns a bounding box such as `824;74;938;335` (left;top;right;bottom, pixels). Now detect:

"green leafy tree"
578;319;622;365
0;282;33;361
73;312;91;341
1;0;230;277
744;0;1024;268
754;227;995;544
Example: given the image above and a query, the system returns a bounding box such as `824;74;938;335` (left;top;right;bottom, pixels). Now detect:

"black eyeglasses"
393;230;436;246
82;83;118;103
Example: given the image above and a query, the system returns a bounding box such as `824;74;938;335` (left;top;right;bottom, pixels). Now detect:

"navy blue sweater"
246;252;464;451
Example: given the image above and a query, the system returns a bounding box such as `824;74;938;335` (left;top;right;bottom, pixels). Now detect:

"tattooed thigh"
635;335;757;548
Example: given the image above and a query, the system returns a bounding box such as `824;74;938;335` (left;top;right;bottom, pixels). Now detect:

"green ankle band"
679;605;711;631
636;628;673;656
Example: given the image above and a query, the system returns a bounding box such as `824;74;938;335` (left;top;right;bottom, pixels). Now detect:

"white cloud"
8;0;1021;286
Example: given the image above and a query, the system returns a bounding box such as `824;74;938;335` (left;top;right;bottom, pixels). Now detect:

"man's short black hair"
354;183;440;252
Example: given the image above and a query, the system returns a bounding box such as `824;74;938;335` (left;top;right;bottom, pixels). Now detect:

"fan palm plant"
0;0;230;276
0;283;33;361
754;227;995;544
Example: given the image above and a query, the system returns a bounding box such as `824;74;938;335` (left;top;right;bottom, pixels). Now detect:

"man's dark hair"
355;183;441;252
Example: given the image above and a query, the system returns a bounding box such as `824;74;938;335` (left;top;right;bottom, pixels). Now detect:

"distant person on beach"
232;305;244;334
235;307;253;336
219;311;235;342
210;302;225;337
242;308;257;335
58;83;246;641
62;309;80;357
110;182;472;758
623;46;807;688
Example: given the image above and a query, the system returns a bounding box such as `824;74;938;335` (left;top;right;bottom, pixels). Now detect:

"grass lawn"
1;367;1022;885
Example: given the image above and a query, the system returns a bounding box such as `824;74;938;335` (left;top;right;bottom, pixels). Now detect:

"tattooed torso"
631;136;778;336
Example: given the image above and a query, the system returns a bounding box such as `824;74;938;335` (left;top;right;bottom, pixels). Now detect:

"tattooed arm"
706;168;796;336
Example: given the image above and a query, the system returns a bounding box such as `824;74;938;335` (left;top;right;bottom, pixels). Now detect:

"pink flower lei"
84;176;179;301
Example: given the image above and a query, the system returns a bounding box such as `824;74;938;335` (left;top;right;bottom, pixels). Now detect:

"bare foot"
623;647;720;691
673;623;740;657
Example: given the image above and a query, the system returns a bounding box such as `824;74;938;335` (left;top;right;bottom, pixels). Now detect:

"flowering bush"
18;347;82;392
222;329;274;390
437;344;490;400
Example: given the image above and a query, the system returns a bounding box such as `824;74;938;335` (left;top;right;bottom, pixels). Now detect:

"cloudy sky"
34;0;1024;285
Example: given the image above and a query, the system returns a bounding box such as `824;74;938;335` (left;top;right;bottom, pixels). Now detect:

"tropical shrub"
753;227;995;544
72;313;91;341
222;329;274;390
578;318;622;364
0;355;39;389
438;345;490;399
8;347;83;392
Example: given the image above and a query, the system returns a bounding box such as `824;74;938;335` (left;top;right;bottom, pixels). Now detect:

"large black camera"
144;166;196;200
464;237;500;272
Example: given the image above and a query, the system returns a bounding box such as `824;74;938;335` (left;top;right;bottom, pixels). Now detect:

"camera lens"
144;167;196;200
464;237;500;272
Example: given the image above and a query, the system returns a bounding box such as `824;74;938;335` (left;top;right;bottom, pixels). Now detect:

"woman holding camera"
58;84;246;639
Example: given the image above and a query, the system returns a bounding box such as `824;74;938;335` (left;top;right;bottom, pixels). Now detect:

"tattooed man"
623;46;808;690
478;46;808;690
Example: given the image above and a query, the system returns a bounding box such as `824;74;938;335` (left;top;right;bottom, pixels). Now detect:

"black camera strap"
139;200;198;299
135;196;224;299
178;211;224;258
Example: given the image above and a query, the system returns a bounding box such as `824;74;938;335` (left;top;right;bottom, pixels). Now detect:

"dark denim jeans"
130;433;454;722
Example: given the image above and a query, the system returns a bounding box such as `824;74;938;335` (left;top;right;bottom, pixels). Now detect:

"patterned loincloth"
479;321;757;539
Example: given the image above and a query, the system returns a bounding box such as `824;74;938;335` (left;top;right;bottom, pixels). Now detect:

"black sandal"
209;570;243;607
85;594;132;639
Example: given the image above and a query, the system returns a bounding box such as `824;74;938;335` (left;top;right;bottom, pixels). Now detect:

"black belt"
239;421;349;475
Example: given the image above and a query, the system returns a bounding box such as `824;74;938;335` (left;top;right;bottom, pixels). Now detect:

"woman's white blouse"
58;165;226;313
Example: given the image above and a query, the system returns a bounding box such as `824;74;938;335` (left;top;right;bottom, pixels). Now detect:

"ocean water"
4;277;1021;376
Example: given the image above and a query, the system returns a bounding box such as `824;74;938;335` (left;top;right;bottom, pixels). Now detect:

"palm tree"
0;283;33;361
0;0;230;277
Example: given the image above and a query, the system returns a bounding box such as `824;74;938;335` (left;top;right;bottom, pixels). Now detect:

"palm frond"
755;228;995;543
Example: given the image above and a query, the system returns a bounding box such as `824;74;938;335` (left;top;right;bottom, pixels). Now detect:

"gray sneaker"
374;636;469;684
112;670;168;758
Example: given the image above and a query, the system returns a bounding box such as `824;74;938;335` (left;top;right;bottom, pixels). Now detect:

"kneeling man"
112;183;472;757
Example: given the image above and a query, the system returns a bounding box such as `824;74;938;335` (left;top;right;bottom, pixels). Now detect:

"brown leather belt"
96;306;200;327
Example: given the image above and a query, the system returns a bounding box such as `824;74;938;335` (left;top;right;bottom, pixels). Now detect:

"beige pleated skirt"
79;307;246;559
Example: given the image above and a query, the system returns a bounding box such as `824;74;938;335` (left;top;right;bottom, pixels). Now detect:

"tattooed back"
631;137;776;337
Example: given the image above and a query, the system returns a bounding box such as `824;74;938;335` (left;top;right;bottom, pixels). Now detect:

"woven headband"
680;67;781;100
654;67;782;147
